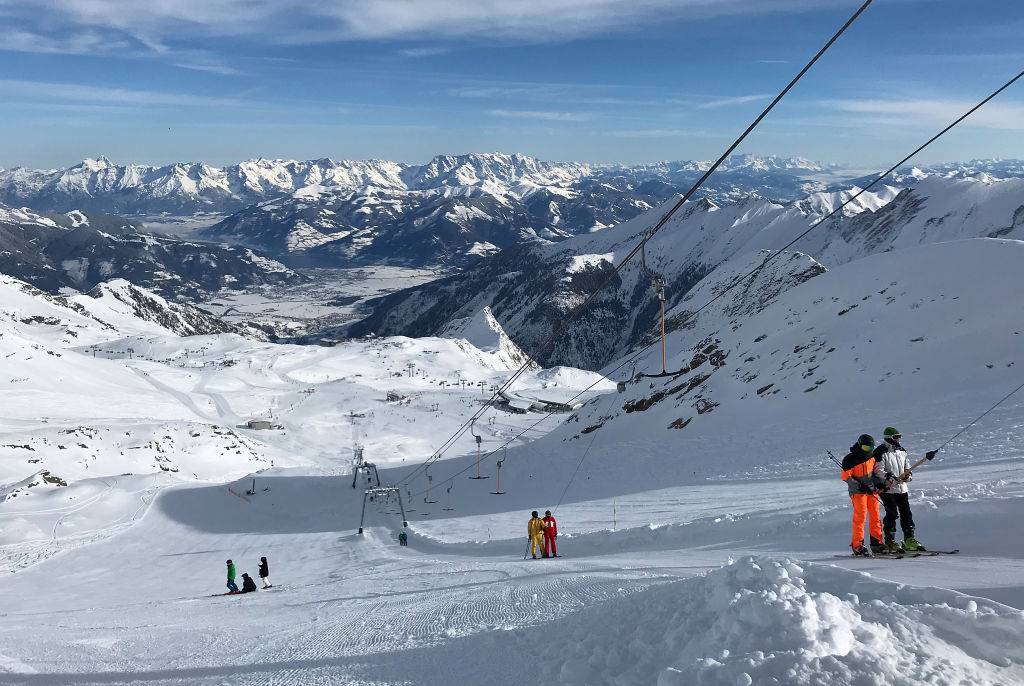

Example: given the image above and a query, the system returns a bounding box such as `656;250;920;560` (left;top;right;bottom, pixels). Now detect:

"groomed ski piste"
1;237;1024;685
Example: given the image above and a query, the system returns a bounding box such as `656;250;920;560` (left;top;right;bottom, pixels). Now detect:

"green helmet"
883;427;900;436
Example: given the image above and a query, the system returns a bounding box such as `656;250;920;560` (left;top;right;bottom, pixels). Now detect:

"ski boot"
869;538;885;555
851;544;871;556
902;537;924;551
884;540;903;554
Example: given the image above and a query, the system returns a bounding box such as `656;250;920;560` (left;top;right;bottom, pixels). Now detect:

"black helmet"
545;510;551;516
226;559;232;564
858;434;875;448
242;573;250;577
531;510;538;517
260;556;267;562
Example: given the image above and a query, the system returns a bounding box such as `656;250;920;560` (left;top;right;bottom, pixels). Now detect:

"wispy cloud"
757;59;791;64
398;47;449;57
5;29;134;55
0;0;837;50
824;98;1024;131
489;109;590;122
0;79;248;108
449;82;672;108
607;128;720;138
698;94;773;109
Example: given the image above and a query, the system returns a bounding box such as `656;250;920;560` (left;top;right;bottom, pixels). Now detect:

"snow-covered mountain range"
5;153;1022;271
0;153;830;218
0;153;835;269
351;175;1024;369
0;202;304;300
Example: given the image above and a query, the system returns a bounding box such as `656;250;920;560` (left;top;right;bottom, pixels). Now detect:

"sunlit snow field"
1;237;1024;685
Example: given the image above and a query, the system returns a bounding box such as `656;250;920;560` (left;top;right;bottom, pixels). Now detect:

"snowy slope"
353;175;1024;370
0;230;1023;682
350;184;900;368
439;306;538;370
529;238;1024;495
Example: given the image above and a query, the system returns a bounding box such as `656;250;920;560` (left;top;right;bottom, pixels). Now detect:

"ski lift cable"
405;67;1024;502
935;377;1024;452
478;0;874;398
394;0;874;489
532;69;1024;511
550;392;619;515
623;65;1024;383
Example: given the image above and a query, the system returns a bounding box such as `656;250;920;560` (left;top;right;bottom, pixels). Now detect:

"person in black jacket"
240;573;258;593
258;556;271;589
840;434;887;555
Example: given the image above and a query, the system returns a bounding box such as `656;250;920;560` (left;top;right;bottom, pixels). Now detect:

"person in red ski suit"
542;510;558;558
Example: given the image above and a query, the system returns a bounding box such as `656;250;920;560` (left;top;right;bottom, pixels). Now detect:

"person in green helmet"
873;427;923;552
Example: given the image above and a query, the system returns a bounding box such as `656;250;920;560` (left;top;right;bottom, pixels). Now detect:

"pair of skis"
209;585;281;597
836;548;959;559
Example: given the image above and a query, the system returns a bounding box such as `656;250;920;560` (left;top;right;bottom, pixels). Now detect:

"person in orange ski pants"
841;434;886;555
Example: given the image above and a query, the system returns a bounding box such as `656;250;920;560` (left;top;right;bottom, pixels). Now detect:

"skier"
258;556;271;589
541;510;558;558
226;559;238;593
527;511;546;559
873;427;933;552
240;573;258;593
840;434;886;555
398;531;408;546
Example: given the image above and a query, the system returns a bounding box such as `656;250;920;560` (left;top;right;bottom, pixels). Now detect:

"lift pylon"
491;446;506;494
469;420;488;479
358;487;407;534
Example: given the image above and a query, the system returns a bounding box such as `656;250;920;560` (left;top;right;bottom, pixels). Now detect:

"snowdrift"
434;557;1024;686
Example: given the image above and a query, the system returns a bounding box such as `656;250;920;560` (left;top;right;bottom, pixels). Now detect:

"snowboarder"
542;510;558;558
527;511;546;559
873;427;933;552
398;531;408;546
240;573;258;593
258;556;271;589
226;559;238;593
840;434;886;555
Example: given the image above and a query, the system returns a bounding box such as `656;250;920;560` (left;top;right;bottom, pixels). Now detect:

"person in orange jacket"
541;510;558;558
841;434;887;555
527;511;546;559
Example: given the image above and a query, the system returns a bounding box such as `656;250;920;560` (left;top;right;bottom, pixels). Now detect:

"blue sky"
1;0;1022;169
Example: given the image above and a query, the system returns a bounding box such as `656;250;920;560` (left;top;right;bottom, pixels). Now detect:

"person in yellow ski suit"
527;511;546;559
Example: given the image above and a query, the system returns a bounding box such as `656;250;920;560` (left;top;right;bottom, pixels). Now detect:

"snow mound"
515;556;1024;685
441;306;536;370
